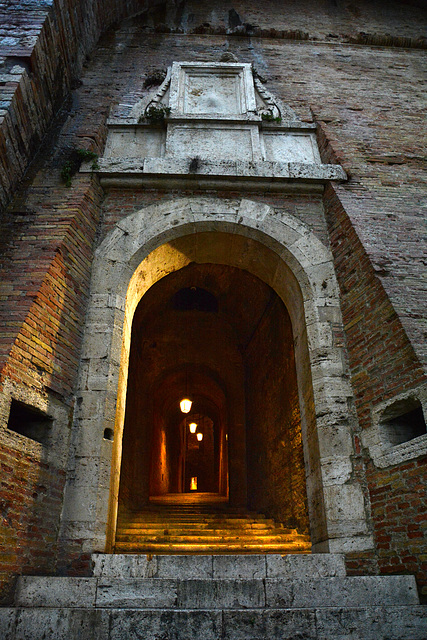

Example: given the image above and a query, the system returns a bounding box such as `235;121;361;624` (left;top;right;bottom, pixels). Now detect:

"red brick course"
367;456;427;598
0;175;103;601
0;445;65;603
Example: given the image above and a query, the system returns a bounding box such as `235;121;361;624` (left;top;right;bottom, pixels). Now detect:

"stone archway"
117;260;309;539
61;197;373;556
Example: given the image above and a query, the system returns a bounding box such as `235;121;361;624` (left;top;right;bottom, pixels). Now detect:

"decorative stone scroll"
85;61;346;187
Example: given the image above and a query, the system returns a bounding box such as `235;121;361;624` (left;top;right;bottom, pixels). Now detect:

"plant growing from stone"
61;149;99;186
140;104;171;124
143;69;167;89
261;112;282;123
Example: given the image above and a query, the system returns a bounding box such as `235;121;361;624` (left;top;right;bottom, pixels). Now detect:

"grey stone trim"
84;156;346;186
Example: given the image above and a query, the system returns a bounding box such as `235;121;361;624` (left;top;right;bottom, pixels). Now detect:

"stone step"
113;541;311;553
115;507;304;553
2;605;426;640
125;503;263;511
1;605;426;640
14;575;419;609
2;555;425;639
118;516;277;525
115;532;307;543
92;553;347;579
116;523;293;532
118;515;279;523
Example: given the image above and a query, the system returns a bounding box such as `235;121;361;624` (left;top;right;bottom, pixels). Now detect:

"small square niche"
7;399;52;445
380;398;426;446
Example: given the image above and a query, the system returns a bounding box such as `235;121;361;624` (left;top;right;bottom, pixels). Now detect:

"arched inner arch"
115;257;311;540
104;227;336;551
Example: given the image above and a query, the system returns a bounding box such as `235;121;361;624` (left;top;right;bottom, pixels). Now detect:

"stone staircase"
1;554;426;639
114;503;311;554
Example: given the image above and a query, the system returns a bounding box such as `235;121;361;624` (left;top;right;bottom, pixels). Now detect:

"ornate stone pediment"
87;61;346;188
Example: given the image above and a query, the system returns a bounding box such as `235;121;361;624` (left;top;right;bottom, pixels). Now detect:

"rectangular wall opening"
7;399;52;445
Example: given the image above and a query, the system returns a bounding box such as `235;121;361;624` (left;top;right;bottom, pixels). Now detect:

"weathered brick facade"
0;0;426;606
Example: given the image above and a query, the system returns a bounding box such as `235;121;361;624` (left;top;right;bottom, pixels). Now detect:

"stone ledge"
98;175;327;193
365;433;427;469
362;384;427;468
14;574;418;609
107;117;318;131
92;553;347;579
83;157;346;183
1;606;426;640
84;157;346;192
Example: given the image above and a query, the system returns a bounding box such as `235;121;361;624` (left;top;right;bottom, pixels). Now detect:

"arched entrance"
61;197;372;558
118;262;309;537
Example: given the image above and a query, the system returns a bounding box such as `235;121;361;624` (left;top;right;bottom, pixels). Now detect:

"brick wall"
324;184;425;430
0;0;426;602
0;445;65;603
0;0;161;211
245;296;309;533
0;176;103;601
135;0;427;43
0;1;128;594
324;183;426;598
367;456;427;600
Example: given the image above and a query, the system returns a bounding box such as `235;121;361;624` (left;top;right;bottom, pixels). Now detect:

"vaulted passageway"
116;262;310;549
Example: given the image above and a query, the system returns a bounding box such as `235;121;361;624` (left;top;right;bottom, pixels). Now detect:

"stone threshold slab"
1;606;426;640
14;575;418;609
92;553;347;579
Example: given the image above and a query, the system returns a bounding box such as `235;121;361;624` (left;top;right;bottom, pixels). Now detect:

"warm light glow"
180;398;192;413
189;422;197;433
190;476;197;490
196;432;203;441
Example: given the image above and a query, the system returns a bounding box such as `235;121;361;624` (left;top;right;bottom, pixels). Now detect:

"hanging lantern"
180;398;192;413
196;432;203;442
189;422;197;433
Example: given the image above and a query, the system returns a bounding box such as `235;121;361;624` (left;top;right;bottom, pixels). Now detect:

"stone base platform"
0;554;426;639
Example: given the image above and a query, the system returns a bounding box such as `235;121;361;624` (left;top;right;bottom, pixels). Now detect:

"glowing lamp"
190;476;197;490
189;422;197;433
180;398;192;413
196;432;203;442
